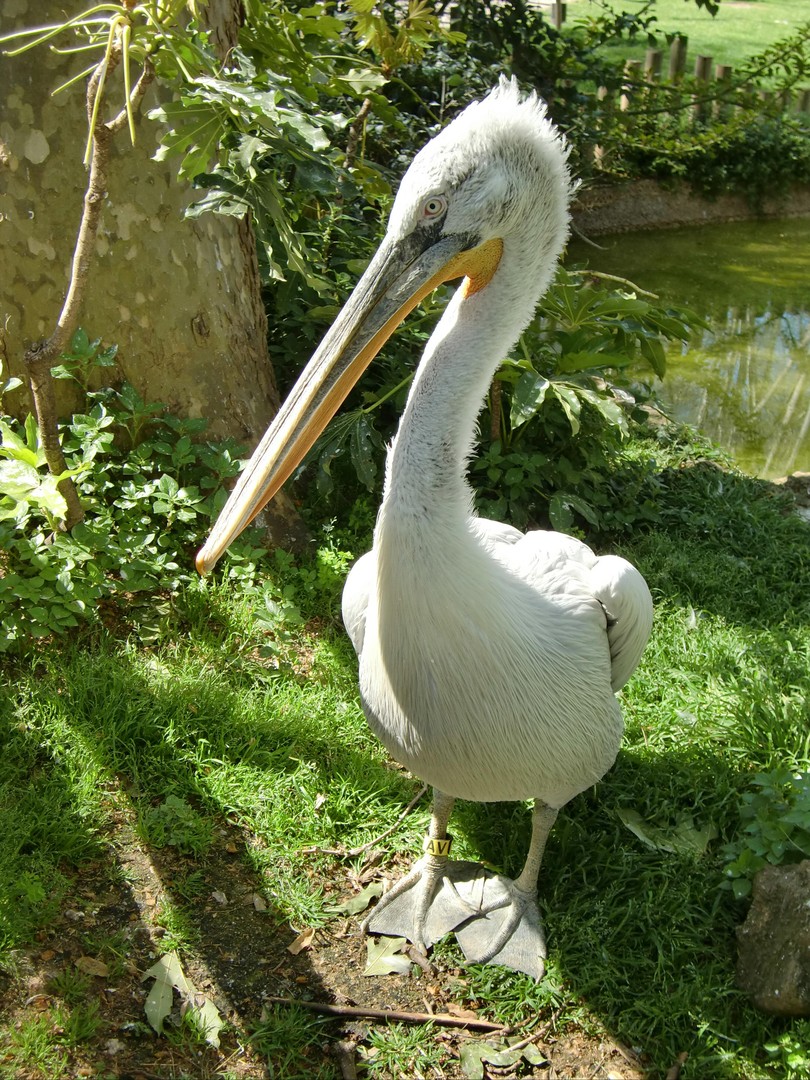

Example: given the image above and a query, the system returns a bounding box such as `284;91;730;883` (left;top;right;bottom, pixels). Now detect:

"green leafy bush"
300;268;701;534
0;333;245;652
139;795;214;857
0;330;362;656
722;768;810;898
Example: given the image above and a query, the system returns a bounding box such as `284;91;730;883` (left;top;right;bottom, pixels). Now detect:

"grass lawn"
573;0;810;72
2;426;810;1078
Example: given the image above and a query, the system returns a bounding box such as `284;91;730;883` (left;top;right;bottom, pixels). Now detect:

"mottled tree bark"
1;0;308;550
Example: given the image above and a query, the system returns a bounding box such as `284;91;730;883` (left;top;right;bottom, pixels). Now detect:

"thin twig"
489;378;502;442
506;1006;562;1052
304;783;429;858
23;53;155;530
568;222;607;250
265;996;508;1032
568;268;659;299
345;96;373;170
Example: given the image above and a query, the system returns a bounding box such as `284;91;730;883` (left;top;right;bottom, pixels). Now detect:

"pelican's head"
197;78;573;574
389;77;572;265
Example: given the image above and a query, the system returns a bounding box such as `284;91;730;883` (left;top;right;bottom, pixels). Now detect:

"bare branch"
107;57;154;135
265;996;508;1032
23;52;155;530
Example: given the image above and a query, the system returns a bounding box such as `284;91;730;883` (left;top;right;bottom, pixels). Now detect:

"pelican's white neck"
380;233;553;521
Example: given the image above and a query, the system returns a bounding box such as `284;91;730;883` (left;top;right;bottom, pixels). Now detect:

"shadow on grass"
629;460;810;628
3;455;808;1077
451;742;789;1078
0;636;411;1079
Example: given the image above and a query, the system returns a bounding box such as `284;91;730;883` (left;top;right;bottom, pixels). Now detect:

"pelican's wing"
590;554;653;692
342;550;376;658
488;525;652;693
473;516;524;550
499;528;600;596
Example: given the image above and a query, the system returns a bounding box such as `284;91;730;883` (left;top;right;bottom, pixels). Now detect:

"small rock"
737;860;810;1015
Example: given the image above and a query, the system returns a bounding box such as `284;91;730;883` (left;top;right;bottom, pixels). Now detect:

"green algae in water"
567;218;810;479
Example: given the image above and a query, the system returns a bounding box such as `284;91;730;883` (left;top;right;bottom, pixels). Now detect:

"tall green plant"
0;331;245;651
300;268;702;533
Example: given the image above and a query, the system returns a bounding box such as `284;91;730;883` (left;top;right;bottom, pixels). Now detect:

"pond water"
567;217;810;479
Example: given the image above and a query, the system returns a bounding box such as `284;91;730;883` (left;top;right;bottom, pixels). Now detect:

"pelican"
197;78;653;980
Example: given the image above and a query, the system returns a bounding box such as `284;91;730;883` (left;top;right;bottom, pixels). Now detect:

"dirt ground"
0;799;652;1080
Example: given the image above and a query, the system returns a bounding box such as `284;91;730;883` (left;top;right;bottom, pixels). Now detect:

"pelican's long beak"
196;229;503;574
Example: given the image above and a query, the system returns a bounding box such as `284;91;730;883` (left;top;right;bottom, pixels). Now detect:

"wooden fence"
527;7;810;114
618;37;810;115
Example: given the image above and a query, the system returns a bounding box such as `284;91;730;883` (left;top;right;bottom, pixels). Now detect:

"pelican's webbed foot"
362;854;487;952
364;794;552;980
454;875;547;981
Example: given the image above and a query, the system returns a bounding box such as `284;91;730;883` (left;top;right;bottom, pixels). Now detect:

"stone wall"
571;179;810;237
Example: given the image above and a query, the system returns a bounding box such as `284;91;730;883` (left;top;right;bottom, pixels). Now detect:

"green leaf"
549;492;599;532
1;374;23;394
142;952;189;1034
182;994;224;1048
141;949;222;1046
350;414;379;491
70;327;90;357
50;364;75;381
0;458;41;499
617;808;717;856
0;421;42;467
336;67;388;93
510;372;550;427
640;334;667;378
24;413;40;453
150;100;223;181
459;1041;487;1080
459;1040;542;1079
551;384;582;434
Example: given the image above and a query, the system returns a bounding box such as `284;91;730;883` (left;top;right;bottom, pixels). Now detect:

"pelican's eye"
421;194;448;220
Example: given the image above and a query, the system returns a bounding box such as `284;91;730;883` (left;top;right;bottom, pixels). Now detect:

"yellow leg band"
424;835;453;858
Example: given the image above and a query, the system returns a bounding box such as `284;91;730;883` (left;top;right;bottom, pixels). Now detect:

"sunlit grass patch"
1;432;809;1077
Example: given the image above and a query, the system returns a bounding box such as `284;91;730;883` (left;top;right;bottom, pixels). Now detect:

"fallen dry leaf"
142;951;224;1047
75;956;109;978
445;1003;480;1022
326;881;383;917
363;936;412;976
287;927;317;955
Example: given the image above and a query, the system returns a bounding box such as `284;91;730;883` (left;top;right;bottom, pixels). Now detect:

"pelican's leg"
363;789;486;952
454;799;558;981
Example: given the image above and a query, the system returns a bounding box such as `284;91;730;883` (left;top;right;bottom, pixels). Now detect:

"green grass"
576;0;810;72
2;429;810;1077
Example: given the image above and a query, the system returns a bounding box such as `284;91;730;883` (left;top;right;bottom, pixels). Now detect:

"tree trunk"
0;0;307;551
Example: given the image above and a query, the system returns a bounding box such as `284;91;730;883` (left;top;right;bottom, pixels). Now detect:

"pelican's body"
197;79;653;979
345;518;645;808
